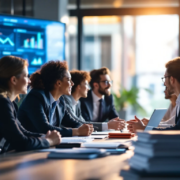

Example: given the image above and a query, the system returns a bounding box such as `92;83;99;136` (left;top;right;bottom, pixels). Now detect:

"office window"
135;15;179;117
68;17;78;70
68;0;77;9
83;16;122;94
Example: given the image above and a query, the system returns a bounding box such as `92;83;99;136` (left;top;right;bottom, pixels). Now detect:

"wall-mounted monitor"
0;14;66;74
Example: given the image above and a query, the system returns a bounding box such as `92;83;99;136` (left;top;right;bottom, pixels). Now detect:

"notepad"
91;132;109;135
82;142;121;149
61;137;93;143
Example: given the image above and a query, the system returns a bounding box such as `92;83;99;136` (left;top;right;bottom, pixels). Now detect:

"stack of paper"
120;130;180;179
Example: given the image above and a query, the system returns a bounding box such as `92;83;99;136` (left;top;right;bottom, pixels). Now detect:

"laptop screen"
144;109;167;131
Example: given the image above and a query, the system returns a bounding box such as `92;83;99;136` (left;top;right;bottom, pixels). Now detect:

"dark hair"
165;57;180;83
70;70;91;93
89;67;110;89
30;61;68;91
0;56;28;95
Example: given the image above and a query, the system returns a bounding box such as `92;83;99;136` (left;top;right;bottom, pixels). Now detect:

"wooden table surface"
0;138;134;180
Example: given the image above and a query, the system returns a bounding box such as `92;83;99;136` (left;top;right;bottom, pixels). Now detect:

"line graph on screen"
0;30;15;50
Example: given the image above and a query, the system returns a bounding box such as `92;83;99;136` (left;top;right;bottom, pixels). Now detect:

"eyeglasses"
99;80;113;85
161;76;170;83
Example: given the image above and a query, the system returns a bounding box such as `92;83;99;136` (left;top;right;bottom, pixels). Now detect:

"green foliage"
113;86;152;115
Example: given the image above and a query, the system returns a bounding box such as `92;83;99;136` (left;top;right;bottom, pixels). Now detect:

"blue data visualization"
0;15;66;74
31;57;43;65
0;28;15;50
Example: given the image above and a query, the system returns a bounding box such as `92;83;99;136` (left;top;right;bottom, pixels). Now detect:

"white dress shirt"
92;91;104;121
158;103;176;127
91;91;108;130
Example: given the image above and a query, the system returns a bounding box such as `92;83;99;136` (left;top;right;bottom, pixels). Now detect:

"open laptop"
144;109;167;131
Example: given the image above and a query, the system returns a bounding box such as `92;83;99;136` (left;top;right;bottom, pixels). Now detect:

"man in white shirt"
141;87;177;127
158;87;176;127
80;67;125;131
127;57;180;132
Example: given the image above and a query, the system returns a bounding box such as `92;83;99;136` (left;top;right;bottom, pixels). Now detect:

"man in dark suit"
127;57;180;132
80;67;125;131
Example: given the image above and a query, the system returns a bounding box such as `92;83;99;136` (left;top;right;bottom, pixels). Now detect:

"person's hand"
108;117;125;130
141;118;149;126
77;124;94;136
127;116;145;133
45;130;61;146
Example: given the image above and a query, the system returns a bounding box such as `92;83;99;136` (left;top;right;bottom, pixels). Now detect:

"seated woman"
18;61;93;137
62;70;124;131
0;56;61;153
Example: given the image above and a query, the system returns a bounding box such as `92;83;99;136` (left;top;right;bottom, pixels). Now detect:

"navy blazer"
18;89;79;137
0;95;49;153
80;90;118;122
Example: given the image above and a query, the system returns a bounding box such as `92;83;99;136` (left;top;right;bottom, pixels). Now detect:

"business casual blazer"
18;89;79;137
62;95;85;125
63;95;110;131
0;95;49;153
60;96;82;128
80;90;118;122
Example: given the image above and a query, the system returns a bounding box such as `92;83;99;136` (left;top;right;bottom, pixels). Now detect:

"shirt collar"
49;92;60;105
91;91;104;103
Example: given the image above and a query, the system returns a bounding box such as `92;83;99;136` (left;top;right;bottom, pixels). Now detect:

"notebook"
144;109;167;131
46;148;109;159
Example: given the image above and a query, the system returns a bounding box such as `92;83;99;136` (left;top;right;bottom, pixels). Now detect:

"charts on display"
0;29;15;50
0;15;65;74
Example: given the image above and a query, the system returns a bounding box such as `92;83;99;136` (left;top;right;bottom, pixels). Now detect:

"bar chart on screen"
23;33;43;49
15;29;45;50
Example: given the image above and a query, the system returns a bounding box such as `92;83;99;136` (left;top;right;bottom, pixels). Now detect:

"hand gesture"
45;130;61;146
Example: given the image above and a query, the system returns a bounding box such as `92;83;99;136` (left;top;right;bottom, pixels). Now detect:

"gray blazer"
63;95;105;131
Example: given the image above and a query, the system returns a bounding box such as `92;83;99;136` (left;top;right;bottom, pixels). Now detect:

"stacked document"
120;130;180;179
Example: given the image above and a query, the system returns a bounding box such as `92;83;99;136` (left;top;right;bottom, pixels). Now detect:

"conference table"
0;138;134;180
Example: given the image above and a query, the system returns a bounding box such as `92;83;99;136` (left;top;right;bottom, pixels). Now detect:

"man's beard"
98;86;111;96
166;83;174;95
165;88;174;99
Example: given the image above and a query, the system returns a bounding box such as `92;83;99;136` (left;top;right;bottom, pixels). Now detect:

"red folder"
108;132;135;139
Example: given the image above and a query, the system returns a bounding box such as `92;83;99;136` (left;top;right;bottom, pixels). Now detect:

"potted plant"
113;86;151;119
